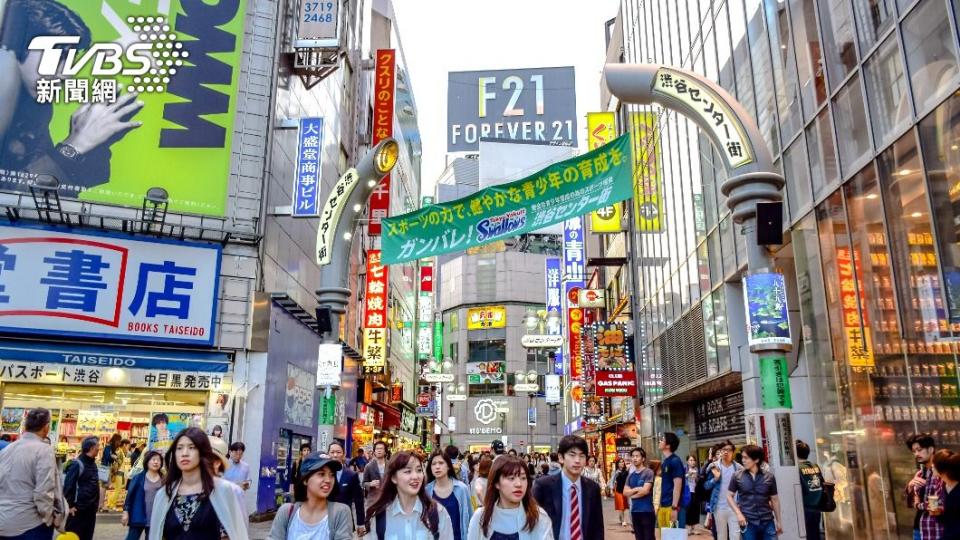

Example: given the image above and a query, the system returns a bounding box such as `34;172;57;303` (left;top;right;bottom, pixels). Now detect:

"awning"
0;339;232;373
368;399;401;429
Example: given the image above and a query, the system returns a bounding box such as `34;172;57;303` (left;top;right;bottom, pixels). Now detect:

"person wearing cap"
208;436;247;514
269;453;354;540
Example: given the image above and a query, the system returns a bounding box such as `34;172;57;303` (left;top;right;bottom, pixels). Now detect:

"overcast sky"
392;0;621;197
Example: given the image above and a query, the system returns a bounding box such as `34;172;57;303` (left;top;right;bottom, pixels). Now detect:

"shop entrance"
275;429;312;506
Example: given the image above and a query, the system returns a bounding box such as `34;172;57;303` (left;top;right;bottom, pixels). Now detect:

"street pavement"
91;496;714;539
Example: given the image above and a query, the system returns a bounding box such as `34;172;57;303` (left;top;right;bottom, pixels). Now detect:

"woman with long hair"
100;433;123;511
268;453;353;540
610;458;630;527
471;455;493;508
147;427;248;540
582;455;606;493
684;455;700;532
366;451;454;540
425;451;472;540
466;455;551;540
122;450;164;540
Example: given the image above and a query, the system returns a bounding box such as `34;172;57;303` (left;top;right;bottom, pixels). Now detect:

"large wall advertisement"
0;0;246;216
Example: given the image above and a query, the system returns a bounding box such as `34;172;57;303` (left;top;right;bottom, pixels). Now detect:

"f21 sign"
447;67;578;152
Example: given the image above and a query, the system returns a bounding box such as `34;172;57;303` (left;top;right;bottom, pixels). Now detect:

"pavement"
90;496;714;539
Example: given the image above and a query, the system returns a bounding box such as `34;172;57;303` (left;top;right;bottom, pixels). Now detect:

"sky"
392;0;621;198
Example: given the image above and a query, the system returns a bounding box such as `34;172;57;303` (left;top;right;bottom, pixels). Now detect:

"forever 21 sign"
694;392;745;439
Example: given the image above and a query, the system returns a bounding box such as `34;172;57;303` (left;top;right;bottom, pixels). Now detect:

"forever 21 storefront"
0;223;231;476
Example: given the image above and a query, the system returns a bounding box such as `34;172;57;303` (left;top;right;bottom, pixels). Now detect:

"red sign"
596;370;637;397
568;307;584;379
364;250;388;328
391;383;403;403
417;392;431;406
420;265;433;293
369;49;396;236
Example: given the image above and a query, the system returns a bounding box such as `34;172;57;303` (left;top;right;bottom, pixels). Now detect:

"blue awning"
0;340;231;373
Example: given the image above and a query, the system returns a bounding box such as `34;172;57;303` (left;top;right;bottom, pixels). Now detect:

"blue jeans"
743;521;777;540
0;523;54;540
124;526;149;540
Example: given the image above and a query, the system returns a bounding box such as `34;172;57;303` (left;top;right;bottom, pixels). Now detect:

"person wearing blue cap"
269;452;354;540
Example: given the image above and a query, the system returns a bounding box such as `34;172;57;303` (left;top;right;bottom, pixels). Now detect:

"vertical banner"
587;112;622;233
293;117;324;217
369;49;396;236
760;355;793;409
563;218;586;381
837;248;874;367
742;272;792;350
362;251;388;374
630;112;664;232
545;257;564;374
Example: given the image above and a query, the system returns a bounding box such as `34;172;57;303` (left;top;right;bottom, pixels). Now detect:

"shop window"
702;290;720;377
790;0;828;117
817;0;859;90
902;0;960;114
833;75;874;175
784;138;814;218
807;108;840;201
864;34;911;147
853;0;897;52
713;287;731;373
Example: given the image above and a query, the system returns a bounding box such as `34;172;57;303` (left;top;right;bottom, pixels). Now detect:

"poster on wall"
1;407;24;432
0;0;246;216
467;361;505;384
148;412;191;453
206;392;231;439
743;272;791;349
285;363;315;427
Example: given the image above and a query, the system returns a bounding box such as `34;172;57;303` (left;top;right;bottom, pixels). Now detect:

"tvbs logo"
28;15;185;104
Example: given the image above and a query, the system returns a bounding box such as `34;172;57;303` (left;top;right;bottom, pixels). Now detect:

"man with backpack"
63;436;101;540
797;440;831;540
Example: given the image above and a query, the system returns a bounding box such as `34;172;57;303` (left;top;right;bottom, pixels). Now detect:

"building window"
807;108;840;201
864;34;911;148
852;0;897;52
833;75;873;175
817;0;859;89
784;138;813;218
790;0;828;117
902;0;960;114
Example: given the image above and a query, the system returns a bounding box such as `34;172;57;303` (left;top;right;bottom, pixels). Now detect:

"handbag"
661;526;689;540
818;481;837;512
97;464;111;483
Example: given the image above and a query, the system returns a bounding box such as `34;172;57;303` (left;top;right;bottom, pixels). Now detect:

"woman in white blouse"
366;451;455;540
466;455;552;540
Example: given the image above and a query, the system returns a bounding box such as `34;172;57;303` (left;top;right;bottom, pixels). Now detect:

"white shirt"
287;510;329;540
466;504;553;540
559;473;583;540
372;497;454;540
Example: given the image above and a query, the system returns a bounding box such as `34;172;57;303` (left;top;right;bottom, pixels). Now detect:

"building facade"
614;0;960;538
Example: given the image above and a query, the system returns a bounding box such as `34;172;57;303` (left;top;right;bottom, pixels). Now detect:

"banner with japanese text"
0;224;220;345
362;250;388;374
629;112;663;232
837;247;874;367
587;112;622;233
381;134;633;264
293;118;324;216
368;49;396;235
0;1;245;216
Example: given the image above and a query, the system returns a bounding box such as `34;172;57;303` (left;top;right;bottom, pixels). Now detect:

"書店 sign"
316;343;342;387
467;306;506;330
545;257;563;373
0;225;219;345
381;135;633;264
447;67;578;152
293;117;324;217
743;272;791;350
316;169;359;265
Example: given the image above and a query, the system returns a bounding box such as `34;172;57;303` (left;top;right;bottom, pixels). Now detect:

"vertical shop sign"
292;117;324;216
545;257;563;374
760;355;792;409
369;50;396;236
417;265;434;360
434;315;443;362
563;218;585;379
837;247;874;367
587;112;622;233
630;112;663;232
362;250;388;374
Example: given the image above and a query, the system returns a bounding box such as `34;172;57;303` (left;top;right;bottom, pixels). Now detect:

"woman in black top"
612;459;630;527
935;449;960;539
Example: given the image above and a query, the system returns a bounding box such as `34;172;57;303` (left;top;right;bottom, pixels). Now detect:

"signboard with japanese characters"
369;50;396;236
694;392;745;439
563;218;586;380
362;250;388;374
587;112;622;233
0;225;220;345
293;118;324;217
651;67;754;170
545;257;563;373
629;112;663;232
316;168;359;265
743;272;792;350
0;361;230;390
316;343;342;387
467;306;507;330
837;247;874;367
544;374;561;404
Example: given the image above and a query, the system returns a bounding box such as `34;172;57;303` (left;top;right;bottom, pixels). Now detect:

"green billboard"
0;0;246;216
382;133;634;264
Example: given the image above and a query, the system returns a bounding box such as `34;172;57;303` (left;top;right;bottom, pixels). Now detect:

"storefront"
690;390;746;463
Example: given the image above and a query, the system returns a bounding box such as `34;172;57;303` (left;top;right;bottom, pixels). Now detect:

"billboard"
629;112;664;232
743;272;791;349
587;112;622;233
0;1;246;216
368;49;395;235
466;306;506;330
382;134;633;264
293;117;324;217
467;361;505;384
447;67;578;152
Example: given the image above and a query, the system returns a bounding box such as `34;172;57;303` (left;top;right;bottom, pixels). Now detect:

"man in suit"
327;441;366;535
533;435;605;540
362;440;389;504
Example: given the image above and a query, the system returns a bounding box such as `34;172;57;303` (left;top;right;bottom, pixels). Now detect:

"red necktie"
570;484;582;540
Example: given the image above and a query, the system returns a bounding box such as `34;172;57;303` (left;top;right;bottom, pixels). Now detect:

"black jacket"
330;467;366;527
532;473;605;540
64;454;100;511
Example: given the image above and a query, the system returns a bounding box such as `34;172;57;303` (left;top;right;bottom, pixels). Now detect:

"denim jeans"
0;523;54;540
124;526;149;540
743;520;777;540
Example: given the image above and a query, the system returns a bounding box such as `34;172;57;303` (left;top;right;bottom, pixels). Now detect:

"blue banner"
0;339;230;373
293;117;324;217
545;257;563;373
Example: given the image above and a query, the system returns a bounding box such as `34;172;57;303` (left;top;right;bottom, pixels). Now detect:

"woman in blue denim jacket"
426;451;474;540
703;441;743;540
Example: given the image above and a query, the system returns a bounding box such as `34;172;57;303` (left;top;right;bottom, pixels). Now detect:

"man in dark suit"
327;441;367;535
533;435;605;540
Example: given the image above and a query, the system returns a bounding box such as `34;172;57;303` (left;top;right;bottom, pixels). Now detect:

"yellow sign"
587;112;622;233
629;113;663;232
467;306;507;329
362;327;387;374
845;327;875;368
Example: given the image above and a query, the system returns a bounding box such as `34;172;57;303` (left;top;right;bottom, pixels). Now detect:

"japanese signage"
417;265;434;359
587;322;635;397
837;247;874;367
694;392;745;439
587;112;622;233
362;250;388;374
0;1;245;216
578;289;606;308
467;361;505;384
316;343;342;387
416;390;437;417
467;306;506;330
521;335;564;348
0;361;229;390
434;316;443;361
381;134;634;264
369;49;396;236
527;407;537;426
564;219;586;380
297;0;339;41
293;118;324;217
595;371;637;396
545;257;563;373
651;67;754;170
285;363;315;427
0;225;219;345
743;272;791;350
760;355;793;409
316;169;359;265
544;374;561;404
318;393;336;425
629;112;663;232
447;67;578;152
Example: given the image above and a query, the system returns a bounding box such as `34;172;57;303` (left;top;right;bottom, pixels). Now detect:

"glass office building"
619;0;960;537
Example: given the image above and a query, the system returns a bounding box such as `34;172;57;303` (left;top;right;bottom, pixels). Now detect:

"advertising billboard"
447;66;578;152
362;250;388;374
743;272;791;349
0;1;246;216
587;112;622;233
467;306;506;330
629;112;663;232
368;49;395;235
467;361;505;384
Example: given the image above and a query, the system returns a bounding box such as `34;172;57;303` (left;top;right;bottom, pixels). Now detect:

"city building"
611;0;960;538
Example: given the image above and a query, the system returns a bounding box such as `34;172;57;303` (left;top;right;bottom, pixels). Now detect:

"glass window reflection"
833;75;874;175
863;34;911;147
902;0;960;113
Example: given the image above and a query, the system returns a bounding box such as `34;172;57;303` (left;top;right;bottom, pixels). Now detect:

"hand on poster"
63;92;143;154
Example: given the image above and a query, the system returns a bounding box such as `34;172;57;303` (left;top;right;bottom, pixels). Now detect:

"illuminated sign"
369;49;395;235
362;250;388;374
837;248;874;367
315;169;359;265
467;306;506;329
587;112;622;233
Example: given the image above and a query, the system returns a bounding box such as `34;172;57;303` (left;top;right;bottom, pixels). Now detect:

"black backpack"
375;504;440;540
818;481;837;512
